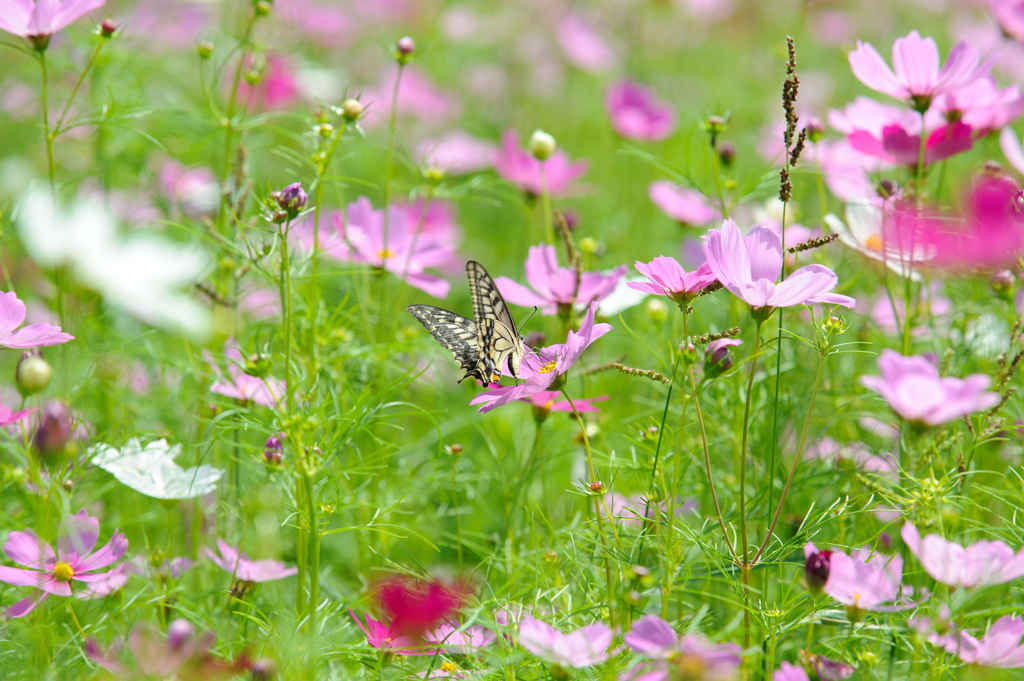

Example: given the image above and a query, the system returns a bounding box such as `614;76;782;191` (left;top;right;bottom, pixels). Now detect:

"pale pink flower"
417;131;496;175
123;0;210;49
364;66;460;128
648;181;720;226
0;510;127;617
935;76;1024;132
606;80;676;142
773;662;808;681
848;30;984;109
238;286;281;320
0;387;35;428
829;95;943;138
519;616;613;668
290;210;350;262
987;0;1024;41
558;12;617;73
204;539;297;582
623;614;741;681
944;615;1024;667
159;160;219;219
0;0;105;39
870;283;951;336
861;349;1000;426
274;0;353;48
823;547;904;612
394;199;462;244
495;243;626;315
425;622;498;654
492;131;588;196
901;523;1024;588
815;139;883;204
236;54;299;111
202;339;285;408
702;220;855;316
0;290;73;349
628;255;716;305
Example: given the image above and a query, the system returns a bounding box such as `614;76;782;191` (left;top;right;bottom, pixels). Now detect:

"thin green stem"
902;275;914;355
53;39;105;137
302;466;320;653
281;218;294;415
710;140;728;218
738;320;763;650
217;13;258;232
381;63;405;251
540;165;554;244
451;454;463;570
39;53;54;189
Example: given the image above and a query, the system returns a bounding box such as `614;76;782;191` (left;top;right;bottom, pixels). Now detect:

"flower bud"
449;443;463;455
992;269;1015;298
341;99;364;121
630;564;650;580
244;353;272;379
100;20;117;38
877;179;897;199
17;351;53;396
316;123;334;138
30;34;51;52
704;338;741;378
589;480;604;493
805;116;825;143
562;210;580;231
397;36;416;59
167;619;195;651
645;299;668;324
424;166;446;184
543;550;558;563
254;0;272;16
277;182;307;218
804;547;832;595
251;658;279;681
679;342;700;367
62;478;74;494
823;315;845;335
528;129;557;161
245;69;261;85
264;435;283;466
198;41;214;59
704;115;727;138
34;402;72;462
718;141;736;167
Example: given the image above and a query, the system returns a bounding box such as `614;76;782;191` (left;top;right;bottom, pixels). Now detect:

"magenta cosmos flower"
496;243;626;316
901;522;1024;588
204;539;298;582
623;614;741;681
203;339;285;408
934;76;1024;132
470;303;612;413
848;30;983;110
523;391;608;419
0;0;106;41
492;131;589;196
861;350;1000;426
0;509;127;617
702;220;855;318
649;181;720;226
629;255;716;307
519;616;614;668
235;54;299;111
847;121;972;167
606;80;677;142
942;615;1024;667
349;610;434;655
816;544;904;614
0;291;73;349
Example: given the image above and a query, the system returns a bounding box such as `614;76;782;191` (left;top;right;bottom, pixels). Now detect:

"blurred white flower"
18;192;211;338
90;438;223;500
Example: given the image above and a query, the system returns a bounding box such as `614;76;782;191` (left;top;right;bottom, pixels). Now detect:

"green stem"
281;218;294;414
53;39;105;137
302;466;320;650
710;139;728;218
381;63;405;251
540;165;554;245
738;320;763;650
217;13;258;232
39;53;54;189
451;454;463;571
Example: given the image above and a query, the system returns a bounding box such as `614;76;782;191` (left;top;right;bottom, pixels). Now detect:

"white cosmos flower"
824;203;929;281
90;438;223;500
596;276;649;317
18;192;211;339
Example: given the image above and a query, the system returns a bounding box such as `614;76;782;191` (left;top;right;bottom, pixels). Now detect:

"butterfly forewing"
466;261;526;378
407;304;495;384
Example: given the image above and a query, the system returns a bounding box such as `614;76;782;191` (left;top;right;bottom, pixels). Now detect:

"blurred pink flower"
291;210;350;262
935;76;1024;132
394;199;462;244
522;391;608;414
0;387;35;428
648;181;719;226
470;303;612;413
495;243;626;315
519;616;613;668
124;0;210;49
987;0;1024;41
606;80;676;142
901;522;1024;588
376;576;470;638
236;55;299;111
274;0;353;47
628;255;716;305
943;615;1024;667
0;509;127;618
0;291;73;349
829;95;943;138
349;610;433;655
417;131;496;175
1001;127;1024;175
426;622;497;654
159;160;219;219
0;0;105;39
848;122;973;167
848;30;984;108
0;80;38;119
870;284;951;335
558;12;617;73
774;662;808;681
861;349;1000;425
823;546;903;612
202;339;285;408
815;139;883;203
238;286;281;320
204;539;297;582
493;131;588;196
702;220;855;315
365;66;460;128
88;619;251;678
623;614;741;681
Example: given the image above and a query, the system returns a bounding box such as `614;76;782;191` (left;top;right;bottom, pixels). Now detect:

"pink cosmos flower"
701;220;855;316
238;286;281;320
0;387;35;428
0;0;105;40
235;54;299;111
426;622;498;653
365;66;460;128
901;523;1024;588
496;244;626;315
203;339;285;408
350;610;432;655
0;291;73;349
934;76;1024;132
606;81;676;142
204;539;298;582
492;131;589;196
943;615;1024;667
0;509;127;617
523;391;608;416
519;616;613;668
829;95;944;140
871;284;951;336
815;139;884;204
623;614;741;681
394;199;462;244
774;662;808;681
557;12;617;73
469;303;612;414
988;0;1024;41
648;181;720;226
1001;127;1024;176
628;255;717;306
274;0;353;48
821;545;904;613
861;349;1001;426
805;653;856;681
847;122;973;167
159;161;219;219
417;131;496;175
375;576;470;638
848;30;984;109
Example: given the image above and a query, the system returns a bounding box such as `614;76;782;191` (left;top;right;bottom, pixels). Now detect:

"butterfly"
408;261;526;387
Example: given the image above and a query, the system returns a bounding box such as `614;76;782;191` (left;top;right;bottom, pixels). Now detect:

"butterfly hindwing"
466;261;526;379
407;304;495;384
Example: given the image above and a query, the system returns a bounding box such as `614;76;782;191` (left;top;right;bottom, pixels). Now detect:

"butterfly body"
408;261;526;387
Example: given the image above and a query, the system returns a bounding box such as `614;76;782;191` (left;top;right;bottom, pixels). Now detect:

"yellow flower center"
378;248;395;260
864;234;884;253
382;637;392;644
441;662;459;673
537;360;557;374
543;400;555;409
53;562;74;582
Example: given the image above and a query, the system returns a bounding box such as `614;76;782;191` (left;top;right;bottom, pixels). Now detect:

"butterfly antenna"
518;306;540;336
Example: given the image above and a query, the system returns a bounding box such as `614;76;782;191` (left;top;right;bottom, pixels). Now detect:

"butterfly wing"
407;304;495;385
466;261;526;378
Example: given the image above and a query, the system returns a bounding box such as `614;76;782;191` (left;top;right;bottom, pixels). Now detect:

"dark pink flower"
901;522;1024;588
417;132;496;175
349;610;434;655
648;181;719;226
235;54;299;111
848;30;984;109
375;576;470;638
203;339;285;408
943;615;1024;667
623;614;741;680
0;509;127;617
495;243;626;315
0;0;105;40
492;131;588;196
804;543;832;595
557;12;617;73
0;291;73;349
606;81;676;142
861;349;1000;426
628;255;716;306
204;539;297;582
519;616;613;668
848;122;973;167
